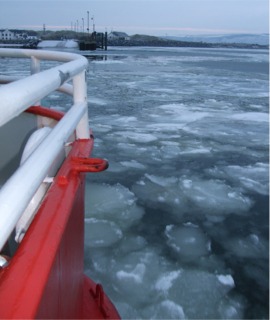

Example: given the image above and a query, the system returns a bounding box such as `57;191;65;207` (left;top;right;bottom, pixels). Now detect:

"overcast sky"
0;0;268;36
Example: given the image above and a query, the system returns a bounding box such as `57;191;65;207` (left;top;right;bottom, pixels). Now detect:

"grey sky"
0;0;268;36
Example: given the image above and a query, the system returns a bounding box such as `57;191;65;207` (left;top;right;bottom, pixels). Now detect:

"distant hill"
162;34;269;46
108;33;268;49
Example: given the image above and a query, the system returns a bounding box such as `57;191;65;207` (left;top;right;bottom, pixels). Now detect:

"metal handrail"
0;76;73;96
0;49;90;251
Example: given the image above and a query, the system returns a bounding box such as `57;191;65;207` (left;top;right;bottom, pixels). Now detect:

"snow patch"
37;40;78;48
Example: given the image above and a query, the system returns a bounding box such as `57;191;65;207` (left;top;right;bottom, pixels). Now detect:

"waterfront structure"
108;31;130;41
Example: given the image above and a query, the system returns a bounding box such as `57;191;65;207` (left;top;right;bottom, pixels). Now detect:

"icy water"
83;47;269;319
1;46;268;319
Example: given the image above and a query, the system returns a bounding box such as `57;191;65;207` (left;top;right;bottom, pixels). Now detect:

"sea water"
83;47;269;319
1;46;268;319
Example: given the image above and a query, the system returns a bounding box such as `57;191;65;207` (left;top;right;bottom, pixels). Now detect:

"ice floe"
85;218;122;247
117;131;158;143
120;160;146;169
228;112;269;122
207;162;269;195
225;163;269;195
132;174;253;221
142;300;185;319
165;224;211;261
222;233;269;259
85;183;144;229
165;269;239;319
179;177;253;217
89;97;108;106
111;249;167;307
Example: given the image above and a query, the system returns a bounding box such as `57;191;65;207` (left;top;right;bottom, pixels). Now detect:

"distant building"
0;29;16;40
0;29;38;41
108;31;130;41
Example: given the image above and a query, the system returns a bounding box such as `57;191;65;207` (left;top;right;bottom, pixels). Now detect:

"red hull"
0;109;120;319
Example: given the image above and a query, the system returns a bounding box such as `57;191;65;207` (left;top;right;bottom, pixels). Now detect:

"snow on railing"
0;49;89;251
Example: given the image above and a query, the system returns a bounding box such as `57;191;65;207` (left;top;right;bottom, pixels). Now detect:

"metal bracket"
71;157;109;173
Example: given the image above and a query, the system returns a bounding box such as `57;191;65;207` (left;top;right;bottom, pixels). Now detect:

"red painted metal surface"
0;108;120;319
26;106;64;121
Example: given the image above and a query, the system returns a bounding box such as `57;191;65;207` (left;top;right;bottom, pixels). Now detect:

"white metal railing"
0;49;90;251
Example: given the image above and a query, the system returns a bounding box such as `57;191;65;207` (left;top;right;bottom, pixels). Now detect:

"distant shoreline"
0;29;268;51
0;38;268;51
108;39;268;50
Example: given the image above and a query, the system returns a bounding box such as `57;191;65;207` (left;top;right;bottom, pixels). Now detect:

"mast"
87;11;90;37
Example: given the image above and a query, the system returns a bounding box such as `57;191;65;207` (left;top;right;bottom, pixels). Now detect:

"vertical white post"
31;56;41;106
73;71;89;139
30;56;40;75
